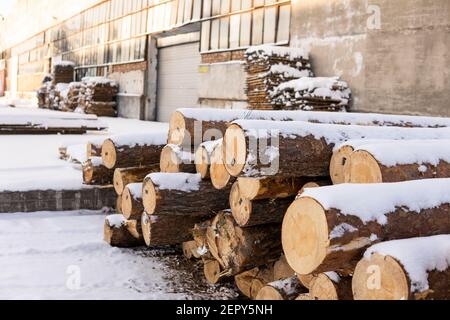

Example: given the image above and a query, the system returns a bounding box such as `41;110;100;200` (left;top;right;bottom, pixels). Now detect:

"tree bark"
141;212;204;247
104;215;144;248
113;165;160;195
82;157;114;185
142;173;231;218
348;150;450;183
101;138;165;169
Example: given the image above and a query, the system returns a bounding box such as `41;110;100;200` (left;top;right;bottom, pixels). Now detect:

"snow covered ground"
0;104;238;300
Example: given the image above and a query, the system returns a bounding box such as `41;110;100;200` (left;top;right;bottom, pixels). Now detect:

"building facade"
0;0;449;120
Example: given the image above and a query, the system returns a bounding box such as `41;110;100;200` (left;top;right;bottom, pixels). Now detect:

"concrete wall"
290;0;450;117
109;62;147;119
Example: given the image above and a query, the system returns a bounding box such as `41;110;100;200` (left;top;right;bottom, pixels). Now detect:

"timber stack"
52;61;75;84
101;105;450;300
78;77;119;117
245;45;313;110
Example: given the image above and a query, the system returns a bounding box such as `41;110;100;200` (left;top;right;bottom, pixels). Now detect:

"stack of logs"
78;77;119;117
62;82;83;112
245;46;314;110
102;107;450;300
53;62;75;84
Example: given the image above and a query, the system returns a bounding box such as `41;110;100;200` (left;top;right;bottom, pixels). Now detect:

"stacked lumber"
245;45;313;110
62;82;83;112
53;61;75;84
270;77;351;112
99;108;450;300
78;77;119;117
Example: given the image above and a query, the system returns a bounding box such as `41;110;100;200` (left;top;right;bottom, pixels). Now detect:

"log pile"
78;77;119;117
270;76;351;112
53;61;75;84
99;107;450;300
245;45;313;110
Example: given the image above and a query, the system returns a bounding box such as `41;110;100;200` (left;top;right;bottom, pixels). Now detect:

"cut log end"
82;161;94;184
330;145;355;184
256;286;284;300
353;253;410;300
223;124;247;177
204;260;223;284
141;212;152;247
348;150;383;184
195;145;210;179
309;274;340;300
237;177;261;200
113;169;125;195
142;177;157;215
121;186;136;220
229;182;248;226
210;144;233;189
282;197;329;275
168;111;186;146
101;139;117;169
160;145;181;173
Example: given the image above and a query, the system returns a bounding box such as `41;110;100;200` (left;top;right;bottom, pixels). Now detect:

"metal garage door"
157;42;201;122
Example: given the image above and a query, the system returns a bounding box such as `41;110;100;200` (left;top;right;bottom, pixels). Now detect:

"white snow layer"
54;61;75;67
268;64;311;78
245;45;309;60
233;120;450;144
200;139;223;154
354;140;450;167
364;235;450;294
127;183;143;198
106;214;126;228
109;132;168;148
176;108;450;128
300;178;450;224
149;173;202;192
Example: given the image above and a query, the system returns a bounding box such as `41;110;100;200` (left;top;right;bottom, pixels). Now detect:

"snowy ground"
0;102;238;300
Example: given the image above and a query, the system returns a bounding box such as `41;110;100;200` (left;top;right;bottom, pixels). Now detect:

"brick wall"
201;50;245;64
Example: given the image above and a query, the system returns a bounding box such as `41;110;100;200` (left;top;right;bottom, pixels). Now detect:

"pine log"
347;141;450;183
141;212;204;247
235;264;275;299
282;179;450;276
237;177;306;200
192;221;210;250
142;173;230;217
256;276;306;300
113;164;160;195
230;182;293;227
104;215;145;248
195;140;222;179
207;211;282;276
309;273;353;300
168;108;450;146
82;157;114;185
121;183;144;220
101;134;166;169
353;236;450;300
297;274;316;290
204;259;230;285
210;143;236;190
223;121;450;178
160;144;196;173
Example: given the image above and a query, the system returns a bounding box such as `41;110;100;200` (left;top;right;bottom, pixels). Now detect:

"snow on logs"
160;144;196;174
113;165;160;195
223;120;450;178
353;235;450;300
101;133;166;169
104;214;144;248
282;179;450;276
142;173;231;217
346;140;450;184
82;157;113;185
168;108;450;146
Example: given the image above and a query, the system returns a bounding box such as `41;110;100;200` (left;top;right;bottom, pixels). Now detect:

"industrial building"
0;0;449;121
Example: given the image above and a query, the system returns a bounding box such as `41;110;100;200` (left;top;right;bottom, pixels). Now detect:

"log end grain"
113;169;125;195
348;150;383;184
282;197;329;275
223;124;247;177
330;145;355;185
101;139;117;169
210;144;233;190
142;177;157;215
353;253;410;300
204;260;223;285
195;145;210;179
255;286;284;300
168;111;186;146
